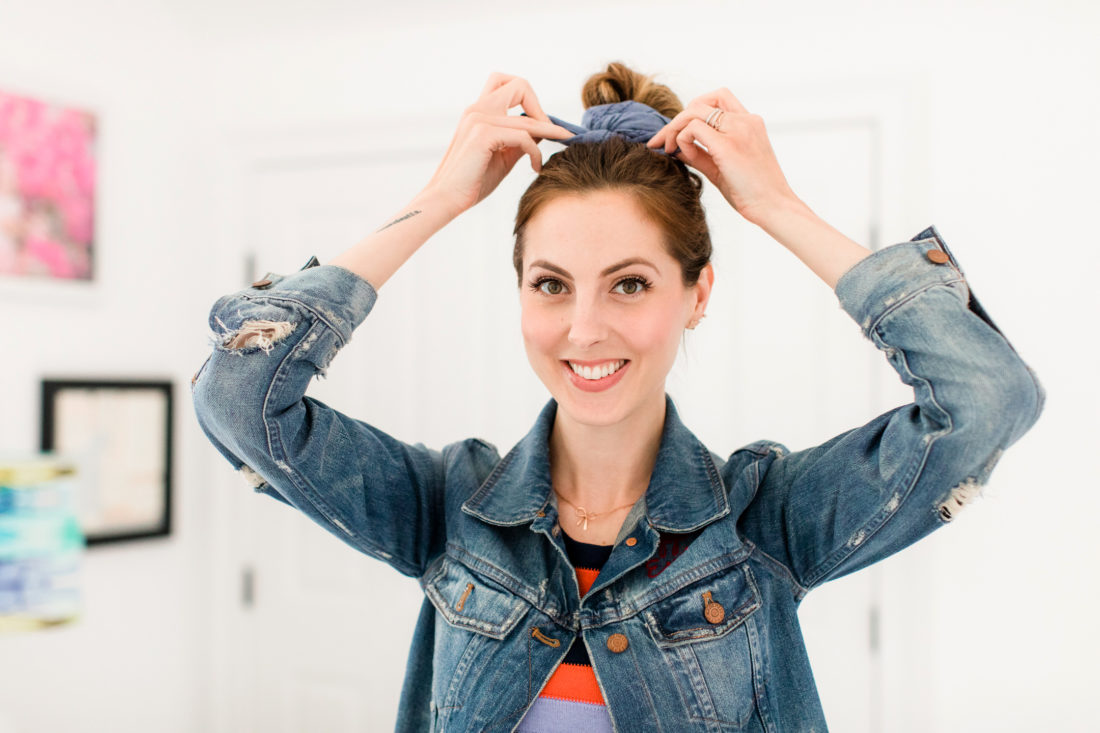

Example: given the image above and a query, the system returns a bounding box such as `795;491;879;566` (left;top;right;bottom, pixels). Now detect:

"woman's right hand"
421;73;573;218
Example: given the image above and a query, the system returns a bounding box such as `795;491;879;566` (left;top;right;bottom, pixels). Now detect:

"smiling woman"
519;189;712;435
192;61;1045;732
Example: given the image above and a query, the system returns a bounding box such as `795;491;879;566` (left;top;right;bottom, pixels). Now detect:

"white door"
211;81;923;732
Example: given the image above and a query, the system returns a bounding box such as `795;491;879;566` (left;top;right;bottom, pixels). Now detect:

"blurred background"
0;0;1096;731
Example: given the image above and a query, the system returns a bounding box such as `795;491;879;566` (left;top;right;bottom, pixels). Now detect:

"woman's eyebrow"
527;257;660;279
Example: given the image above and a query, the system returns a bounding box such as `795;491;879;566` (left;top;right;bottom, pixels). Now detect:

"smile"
568;359;627;380
561;359;631;393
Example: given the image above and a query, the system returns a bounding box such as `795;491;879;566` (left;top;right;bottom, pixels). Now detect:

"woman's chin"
552;383;635;429
536;359;658;428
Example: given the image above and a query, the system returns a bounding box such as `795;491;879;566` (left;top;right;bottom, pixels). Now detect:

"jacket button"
536;511;546;517
702;590;726;624
251;278;273;288
606;633;629;653
625;537;637;547
925;249;950;264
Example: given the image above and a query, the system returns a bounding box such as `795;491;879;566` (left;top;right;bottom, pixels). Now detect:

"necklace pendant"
575;507;590;531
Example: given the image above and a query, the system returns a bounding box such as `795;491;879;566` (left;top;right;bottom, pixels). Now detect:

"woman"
192;63;1044;731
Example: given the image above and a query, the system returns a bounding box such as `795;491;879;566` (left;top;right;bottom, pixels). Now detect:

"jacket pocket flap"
642;563;761;647
423;557;527;640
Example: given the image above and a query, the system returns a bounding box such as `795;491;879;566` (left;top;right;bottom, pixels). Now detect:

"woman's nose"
567;299;608;348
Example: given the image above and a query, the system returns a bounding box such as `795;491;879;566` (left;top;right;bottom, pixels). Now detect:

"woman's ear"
689;262;715;323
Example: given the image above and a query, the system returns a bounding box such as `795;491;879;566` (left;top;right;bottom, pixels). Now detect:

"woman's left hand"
646;88;798;225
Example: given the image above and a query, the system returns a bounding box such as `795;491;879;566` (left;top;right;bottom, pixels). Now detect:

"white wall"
0;2;216;733
1;1;1096;731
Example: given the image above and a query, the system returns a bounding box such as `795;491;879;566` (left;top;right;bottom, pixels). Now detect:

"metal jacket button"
606;633;629;653
251;278;273;288
926;249;950;264
625;537;637;547
702;591;725;624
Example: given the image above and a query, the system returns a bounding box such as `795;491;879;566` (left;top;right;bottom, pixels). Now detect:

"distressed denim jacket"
191;226;1044;732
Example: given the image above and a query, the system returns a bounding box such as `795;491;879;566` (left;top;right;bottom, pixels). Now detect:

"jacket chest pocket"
423;557;527;639
641;563;765;730
422;556;529;719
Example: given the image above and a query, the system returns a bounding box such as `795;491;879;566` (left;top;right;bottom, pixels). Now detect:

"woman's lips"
561;359;630;393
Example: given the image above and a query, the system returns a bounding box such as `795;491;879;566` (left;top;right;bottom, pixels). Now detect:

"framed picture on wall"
0;88;97;283
40;379;172;546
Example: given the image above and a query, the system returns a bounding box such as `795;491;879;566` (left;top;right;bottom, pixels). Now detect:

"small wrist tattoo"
377;209;422;232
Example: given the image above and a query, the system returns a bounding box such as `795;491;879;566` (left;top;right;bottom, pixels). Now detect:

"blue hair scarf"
528;100;674;152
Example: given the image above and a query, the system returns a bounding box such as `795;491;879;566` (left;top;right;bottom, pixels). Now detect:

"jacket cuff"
219;255;379;345
834;225;990;338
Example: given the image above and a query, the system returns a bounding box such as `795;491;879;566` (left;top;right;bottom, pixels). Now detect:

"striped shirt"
516;529;698;731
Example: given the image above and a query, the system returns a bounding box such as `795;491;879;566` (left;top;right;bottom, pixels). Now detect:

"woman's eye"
538;279;565;295
612;277;649;295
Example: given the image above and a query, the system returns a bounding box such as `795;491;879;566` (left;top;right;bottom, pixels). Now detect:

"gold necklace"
553;489;640;531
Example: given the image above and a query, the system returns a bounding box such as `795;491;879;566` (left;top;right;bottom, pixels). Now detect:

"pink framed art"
0;89;96;281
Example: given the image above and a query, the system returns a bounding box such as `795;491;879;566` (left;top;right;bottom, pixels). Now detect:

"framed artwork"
0;88;97;282
40;379;172;546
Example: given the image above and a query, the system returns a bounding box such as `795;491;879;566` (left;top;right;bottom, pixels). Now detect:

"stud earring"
686;313;707;330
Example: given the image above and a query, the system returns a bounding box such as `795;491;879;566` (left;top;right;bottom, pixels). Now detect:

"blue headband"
531;100;673;151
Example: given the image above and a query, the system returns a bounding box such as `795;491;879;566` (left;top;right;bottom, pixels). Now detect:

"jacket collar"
461;394;730;533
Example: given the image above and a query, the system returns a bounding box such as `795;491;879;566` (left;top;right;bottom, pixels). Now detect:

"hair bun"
581;61;683;119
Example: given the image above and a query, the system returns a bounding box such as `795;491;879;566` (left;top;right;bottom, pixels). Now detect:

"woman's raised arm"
649;86;1044;592
192;74;570;578
731;227;1045;592
328;73;572;289
645;86;873;288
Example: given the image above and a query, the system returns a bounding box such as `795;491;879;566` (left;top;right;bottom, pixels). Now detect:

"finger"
646;127;669;149
673;145;719;182
673;120;720;180
694;87;749;115
479;126;544;173
677;118;722;151
653;100;730;154
646;116;684;148
480;71;519;97
467;112;573;140
485;77;551;123
516;132;544;173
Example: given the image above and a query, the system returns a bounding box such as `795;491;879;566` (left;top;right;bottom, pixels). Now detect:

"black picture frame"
40;378;173;546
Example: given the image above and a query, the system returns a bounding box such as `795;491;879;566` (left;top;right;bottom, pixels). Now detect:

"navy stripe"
562;532;613;567
561;534;612;667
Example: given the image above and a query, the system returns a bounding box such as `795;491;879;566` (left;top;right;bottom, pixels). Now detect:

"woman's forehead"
522;191;671;271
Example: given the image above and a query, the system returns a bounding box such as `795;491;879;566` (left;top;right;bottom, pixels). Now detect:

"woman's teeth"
568;360;626;380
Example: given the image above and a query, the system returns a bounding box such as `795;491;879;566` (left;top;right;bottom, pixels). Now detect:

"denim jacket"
191;226;1044;732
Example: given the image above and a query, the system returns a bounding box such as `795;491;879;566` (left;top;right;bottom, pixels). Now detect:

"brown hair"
513;61;712;286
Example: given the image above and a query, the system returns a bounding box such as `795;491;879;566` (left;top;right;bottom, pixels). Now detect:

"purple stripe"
516;696;614;733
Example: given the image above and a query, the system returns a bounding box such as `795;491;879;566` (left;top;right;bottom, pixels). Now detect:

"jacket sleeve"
190;256;446;579
736;225;1045;594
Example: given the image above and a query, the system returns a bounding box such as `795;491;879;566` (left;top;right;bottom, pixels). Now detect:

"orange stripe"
575;567;600;596
539;662;605;705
